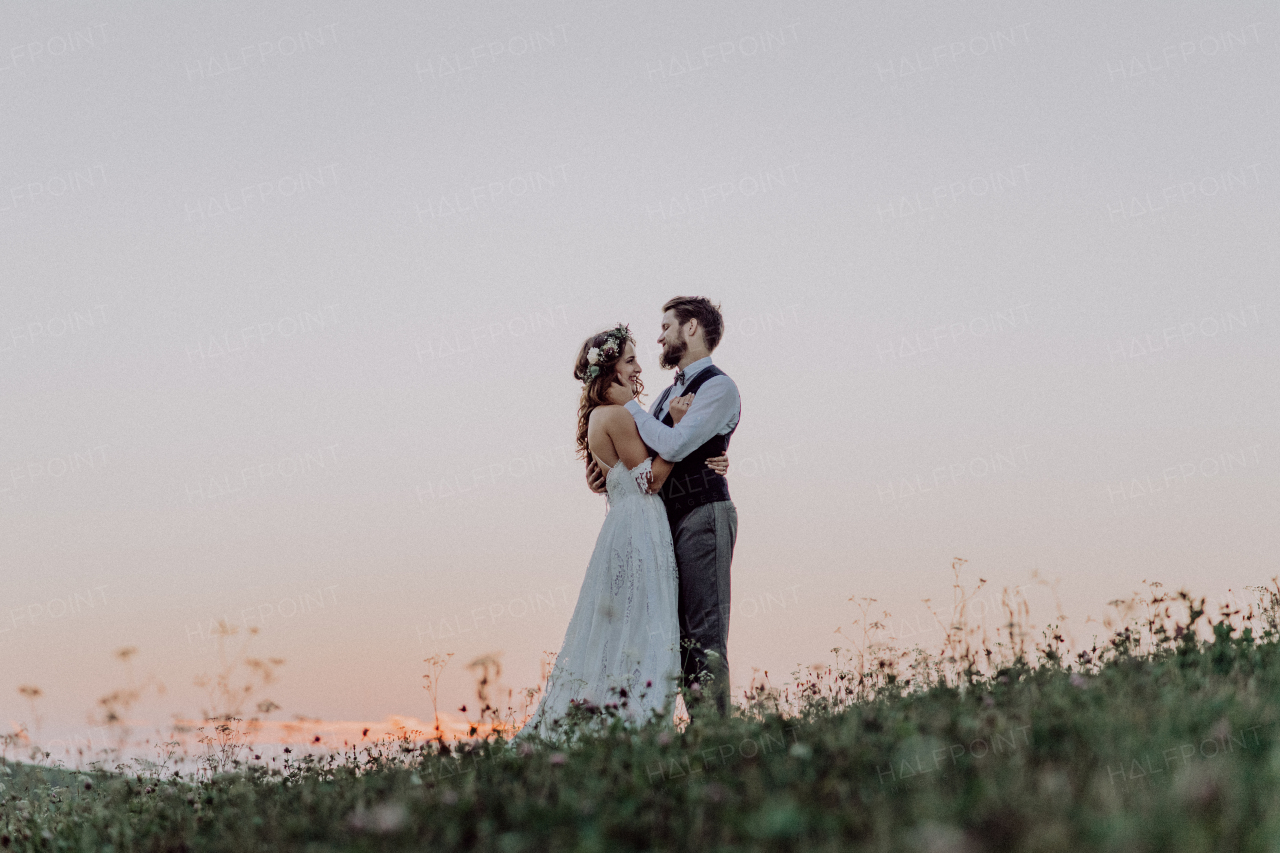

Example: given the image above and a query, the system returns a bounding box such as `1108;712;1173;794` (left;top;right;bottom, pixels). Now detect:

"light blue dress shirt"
624;356;741;463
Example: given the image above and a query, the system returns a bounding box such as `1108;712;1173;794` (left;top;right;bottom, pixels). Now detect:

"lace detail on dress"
519;455;681;742
629;457;654;494
603;455;655;510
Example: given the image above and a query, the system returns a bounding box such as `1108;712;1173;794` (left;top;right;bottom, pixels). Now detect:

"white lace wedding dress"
519;456;681;740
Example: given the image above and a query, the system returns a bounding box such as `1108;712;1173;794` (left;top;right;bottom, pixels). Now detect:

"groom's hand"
586;458;607;495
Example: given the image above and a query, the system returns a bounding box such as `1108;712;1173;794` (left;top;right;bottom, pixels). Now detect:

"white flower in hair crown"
581;323;630;383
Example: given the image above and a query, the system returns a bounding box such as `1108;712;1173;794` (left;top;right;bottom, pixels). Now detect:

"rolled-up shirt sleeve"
624;376;739;462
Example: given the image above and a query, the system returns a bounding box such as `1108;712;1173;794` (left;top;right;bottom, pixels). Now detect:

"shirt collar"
677;355;713;383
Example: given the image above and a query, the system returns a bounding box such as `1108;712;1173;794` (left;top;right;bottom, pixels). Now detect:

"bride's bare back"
587;405;643;469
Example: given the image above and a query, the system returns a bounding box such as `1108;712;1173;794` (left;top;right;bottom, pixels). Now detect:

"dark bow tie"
674;370;686;387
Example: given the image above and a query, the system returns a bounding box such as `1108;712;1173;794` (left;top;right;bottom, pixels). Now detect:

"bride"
518;323;729;740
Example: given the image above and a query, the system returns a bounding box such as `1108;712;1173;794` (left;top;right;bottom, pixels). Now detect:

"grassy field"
5;572;1280;852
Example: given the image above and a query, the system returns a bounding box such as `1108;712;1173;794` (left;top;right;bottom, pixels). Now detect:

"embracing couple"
519;296;742;740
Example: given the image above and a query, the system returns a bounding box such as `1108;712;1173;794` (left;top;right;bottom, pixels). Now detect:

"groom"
586;296;741;716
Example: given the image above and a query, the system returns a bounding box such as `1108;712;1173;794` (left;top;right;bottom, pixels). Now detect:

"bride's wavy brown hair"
573;325;645;462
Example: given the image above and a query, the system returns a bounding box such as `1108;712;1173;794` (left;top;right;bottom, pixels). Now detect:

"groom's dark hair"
662;296;725;351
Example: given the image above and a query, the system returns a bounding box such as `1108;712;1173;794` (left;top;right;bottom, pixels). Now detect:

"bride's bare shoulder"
588;404;627;425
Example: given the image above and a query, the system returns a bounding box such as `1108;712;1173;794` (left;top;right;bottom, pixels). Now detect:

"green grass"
6;576;1280;852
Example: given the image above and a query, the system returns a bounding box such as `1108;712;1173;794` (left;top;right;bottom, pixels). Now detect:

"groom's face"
657;309;689;370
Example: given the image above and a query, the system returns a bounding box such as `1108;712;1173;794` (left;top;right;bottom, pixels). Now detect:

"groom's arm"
624;377;739;462
585;457;607;494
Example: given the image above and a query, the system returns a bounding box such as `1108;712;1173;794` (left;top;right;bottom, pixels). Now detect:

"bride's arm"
607;409;673;493
647;455;674;493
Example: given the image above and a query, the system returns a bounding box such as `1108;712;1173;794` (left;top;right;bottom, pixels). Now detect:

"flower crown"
579;323;631;384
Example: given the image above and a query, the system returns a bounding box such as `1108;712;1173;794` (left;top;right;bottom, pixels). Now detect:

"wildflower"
549;752;567;765
1070;673;1089;689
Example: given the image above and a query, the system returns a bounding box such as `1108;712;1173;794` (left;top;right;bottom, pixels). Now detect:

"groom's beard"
659;336;687;370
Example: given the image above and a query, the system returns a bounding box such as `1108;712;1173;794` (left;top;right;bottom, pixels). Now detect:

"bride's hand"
605;378;635;406
668;393;695;424
706;452;729;476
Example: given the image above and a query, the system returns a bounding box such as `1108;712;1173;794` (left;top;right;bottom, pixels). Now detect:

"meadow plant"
5;563;1280;850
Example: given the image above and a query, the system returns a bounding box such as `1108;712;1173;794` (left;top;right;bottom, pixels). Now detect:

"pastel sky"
2;1;1277;757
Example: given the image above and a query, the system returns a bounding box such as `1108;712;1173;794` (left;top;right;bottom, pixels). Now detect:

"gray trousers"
670;499;737;715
